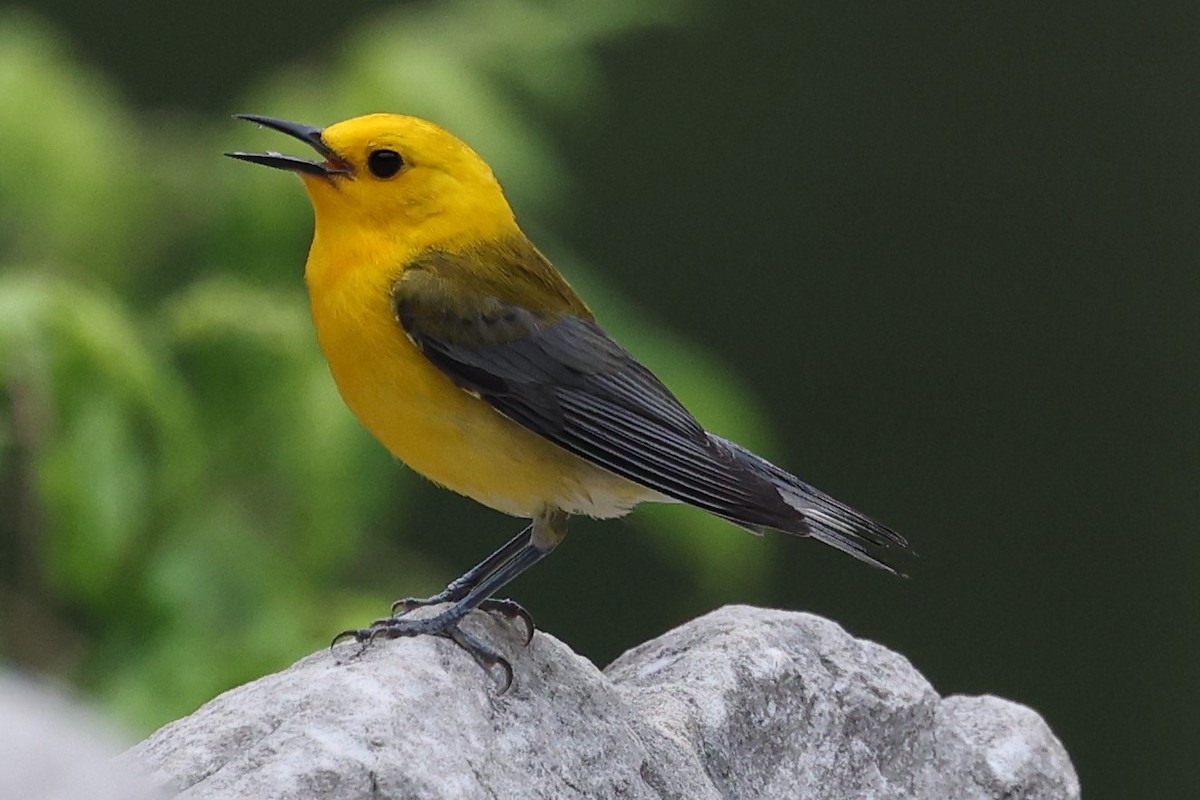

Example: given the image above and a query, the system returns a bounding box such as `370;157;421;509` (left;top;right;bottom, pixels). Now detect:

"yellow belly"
309;276;653;519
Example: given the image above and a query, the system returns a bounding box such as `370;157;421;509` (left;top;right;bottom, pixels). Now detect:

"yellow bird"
228;113;907;686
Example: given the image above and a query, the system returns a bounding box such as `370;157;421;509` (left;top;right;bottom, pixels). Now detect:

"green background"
1;1;1194;797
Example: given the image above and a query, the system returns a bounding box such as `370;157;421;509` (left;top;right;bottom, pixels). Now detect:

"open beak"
225;114;352;177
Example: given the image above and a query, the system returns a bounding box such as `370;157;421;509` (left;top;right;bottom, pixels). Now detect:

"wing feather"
392;242;907;571
395;251;791;526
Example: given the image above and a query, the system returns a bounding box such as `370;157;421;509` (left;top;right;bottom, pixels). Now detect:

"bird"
227;113;908;688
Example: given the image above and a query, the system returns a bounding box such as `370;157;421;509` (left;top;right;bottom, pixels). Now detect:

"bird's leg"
333;507;568;690
390;524;534;633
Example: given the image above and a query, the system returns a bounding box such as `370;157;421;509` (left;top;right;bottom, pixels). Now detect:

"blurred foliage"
0;0;782;731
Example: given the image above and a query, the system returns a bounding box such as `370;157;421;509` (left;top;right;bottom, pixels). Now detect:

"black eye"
367;149;403;178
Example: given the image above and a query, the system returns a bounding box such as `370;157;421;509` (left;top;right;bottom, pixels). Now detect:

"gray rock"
0;670;160;800
122;605;1079;799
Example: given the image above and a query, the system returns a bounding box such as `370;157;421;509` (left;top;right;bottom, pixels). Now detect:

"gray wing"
393;256;908;571
395;282;793;525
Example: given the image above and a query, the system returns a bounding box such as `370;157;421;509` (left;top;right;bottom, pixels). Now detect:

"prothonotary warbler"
228;113;908;688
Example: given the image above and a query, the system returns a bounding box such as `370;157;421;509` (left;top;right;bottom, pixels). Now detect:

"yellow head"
228;113;520;256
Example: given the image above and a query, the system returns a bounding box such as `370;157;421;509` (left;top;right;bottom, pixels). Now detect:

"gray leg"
333;507;568;691
388;524;535;638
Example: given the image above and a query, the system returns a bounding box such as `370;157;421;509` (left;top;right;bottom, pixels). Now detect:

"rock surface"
122;605;1079;799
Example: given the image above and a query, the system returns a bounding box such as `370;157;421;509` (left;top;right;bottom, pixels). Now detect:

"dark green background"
14;1;1197;796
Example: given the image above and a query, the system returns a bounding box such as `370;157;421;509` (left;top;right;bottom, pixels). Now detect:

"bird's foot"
391;595;535;644
331;609;518;692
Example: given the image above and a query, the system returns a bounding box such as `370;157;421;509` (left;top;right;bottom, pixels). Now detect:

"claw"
478;599;536;645
390;595;438;616
330;628;368;648
493;658;515;694
391;598;415;616
442;624;514;693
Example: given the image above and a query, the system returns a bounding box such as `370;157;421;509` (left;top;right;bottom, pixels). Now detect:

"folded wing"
393;242;907;571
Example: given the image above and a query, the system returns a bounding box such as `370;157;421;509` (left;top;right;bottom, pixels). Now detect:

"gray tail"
710;435;910;575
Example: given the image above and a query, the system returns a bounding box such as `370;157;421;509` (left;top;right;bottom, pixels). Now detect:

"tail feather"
710;435;910;575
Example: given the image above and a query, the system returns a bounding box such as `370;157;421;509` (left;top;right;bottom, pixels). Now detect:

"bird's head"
228;113;519;253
